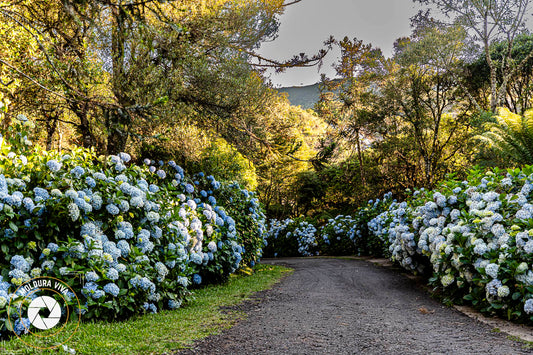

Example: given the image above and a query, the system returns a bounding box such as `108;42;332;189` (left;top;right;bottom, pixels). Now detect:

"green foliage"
199;139;257;191
477;108;533;166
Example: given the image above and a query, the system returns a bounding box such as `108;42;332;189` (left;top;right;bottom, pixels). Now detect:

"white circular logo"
27;295;62;330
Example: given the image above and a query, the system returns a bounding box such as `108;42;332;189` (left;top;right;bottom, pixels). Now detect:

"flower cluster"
0;130;267;338
263;219;318;257
319;215;358;256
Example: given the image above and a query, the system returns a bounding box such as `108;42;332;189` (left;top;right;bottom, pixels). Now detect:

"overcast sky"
257;0;425;87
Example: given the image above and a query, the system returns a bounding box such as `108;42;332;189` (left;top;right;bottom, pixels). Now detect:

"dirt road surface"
179;257;532;354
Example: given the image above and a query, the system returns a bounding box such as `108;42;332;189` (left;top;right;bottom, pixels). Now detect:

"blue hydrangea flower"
103;283;120;297
81;282;98;298
106;268;120;281
177;276;189;287
525;299;533;314
42;260;54;271
11;255;30;272
71;166;85;178
187;200;197;210
119;200;130;212
91;194;103;210
486;279;502;296
485;263;499;279
85;176;96;188
116;240;131;256
65;189;78;200
192;274;202;285
115;163;126;172
130;276;156;293
47;243;59;253
93;290;105;299
23;197;35;212
190;253;203;264
23;219;32;228
106;204;120;215
13;318;31;335
185;183;194;194
33;187;50;202
110;155;121;164
143;302;157;313
86;271;99;282
118;152;131;163
130;196;144;208
207;241;217;252
151;226;162;239
46;160;62;172
168;299;182;309
147;211;159;223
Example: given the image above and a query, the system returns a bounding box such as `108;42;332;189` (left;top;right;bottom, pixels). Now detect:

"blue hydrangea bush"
364;167;533;324
263;218;318;257
0;116;266;337
208;181;266;268
318;215;357;256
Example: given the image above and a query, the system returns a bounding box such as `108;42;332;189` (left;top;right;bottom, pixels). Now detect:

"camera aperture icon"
27;295;62;330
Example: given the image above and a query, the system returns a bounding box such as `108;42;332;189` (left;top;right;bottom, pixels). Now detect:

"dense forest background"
1;0;532;221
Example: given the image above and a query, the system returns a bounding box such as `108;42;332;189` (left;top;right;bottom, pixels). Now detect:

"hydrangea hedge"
0;116;266;337
368;167;533;324
265;167;533;324
264;195;393;258
263;218;318;257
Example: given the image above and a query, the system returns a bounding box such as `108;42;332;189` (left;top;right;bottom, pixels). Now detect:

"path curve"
179;258;531;354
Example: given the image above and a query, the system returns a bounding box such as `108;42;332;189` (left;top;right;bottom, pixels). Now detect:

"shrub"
0;116;266;338
364;166;533;324
263;218;318;257
318;215;357;256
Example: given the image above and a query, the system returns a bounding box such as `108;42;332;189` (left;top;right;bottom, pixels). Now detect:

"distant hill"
275;83;320;110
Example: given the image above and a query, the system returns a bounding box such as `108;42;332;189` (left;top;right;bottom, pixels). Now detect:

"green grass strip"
0;264;292;354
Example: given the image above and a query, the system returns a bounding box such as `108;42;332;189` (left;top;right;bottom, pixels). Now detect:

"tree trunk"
44;114;57;151
105;109;128;154
355;128;365;186
69;101;95;148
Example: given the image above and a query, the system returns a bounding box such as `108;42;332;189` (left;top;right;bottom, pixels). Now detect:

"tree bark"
355;128;365;186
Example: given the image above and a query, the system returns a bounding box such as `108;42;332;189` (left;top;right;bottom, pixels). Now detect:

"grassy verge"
0;264;292;354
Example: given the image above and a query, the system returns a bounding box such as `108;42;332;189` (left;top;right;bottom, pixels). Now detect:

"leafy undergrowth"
0;264;292;354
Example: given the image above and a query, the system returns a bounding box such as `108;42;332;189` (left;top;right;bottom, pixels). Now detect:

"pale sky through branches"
257;0;426;87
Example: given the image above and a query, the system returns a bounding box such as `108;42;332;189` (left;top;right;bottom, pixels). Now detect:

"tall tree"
379;26;475;187
414;0;533;112
316;37;385;186
466;33;533;113
0;0;330;154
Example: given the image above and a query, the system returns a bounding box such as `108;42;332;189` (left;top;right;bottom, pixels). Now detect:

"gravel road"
179;257;532;354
